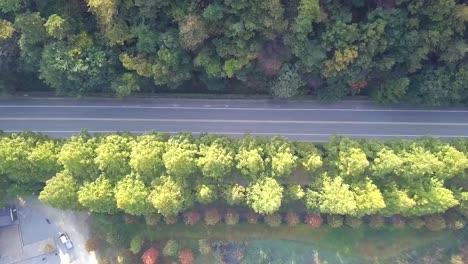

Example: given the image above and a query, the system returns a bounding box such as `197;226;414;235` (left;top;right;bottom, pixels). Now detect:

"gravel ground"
17;196;99;264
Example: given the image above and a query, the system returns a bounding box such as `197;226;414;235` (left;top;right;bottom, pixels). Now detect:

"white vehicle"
59;233;73;250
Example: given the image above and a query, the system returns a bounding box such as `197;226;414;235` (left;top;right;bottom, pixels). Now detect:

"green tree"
112;73;140;98
302;153;323;173
285;184;305;202
114;174;151;215
372;78;410;104
271;65;305;98
0;135;33;182
129;134;165;183
195;184;217;204
372;148;404;177
39;172;80;209
39;33;117;94
266;136;298;177
77;176;116;213
436;145;468;179
338;147;369;178
148;176;190;217
44;14;70;40
235;148;265;179
224;184;245;206
352;180;386;216
28;140;61;182
400;145;444;178
307;176;357;215
381;185;416;216
95;135;133;179
0;20;14;39
246;177;283;214
0;0;22;13
58;136;99;182
197;143;234;179
163;136;198;179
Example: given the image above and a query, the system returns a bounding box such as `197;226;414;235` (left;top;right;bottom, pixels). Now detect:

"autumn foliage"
305;214;323;228
141;247;159;264
179;249;195;264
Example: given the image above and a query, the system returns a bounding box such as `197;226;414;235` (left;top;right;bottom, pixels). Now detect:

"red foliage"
141;247;159;264
351;80;368;94
204;208;221;225
179;249;195;264
246;211;260;224
285;212;300;226
184;211;201;226
305;214;323;228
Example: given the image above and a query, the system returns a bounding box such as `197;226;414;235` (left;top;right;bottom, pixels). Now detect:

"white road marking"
3;130;468;138
0;117;467;125
0;104;468;113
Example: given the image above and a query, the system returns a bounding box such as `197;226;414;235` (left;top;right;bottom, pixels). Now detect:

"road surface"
0;97;467;141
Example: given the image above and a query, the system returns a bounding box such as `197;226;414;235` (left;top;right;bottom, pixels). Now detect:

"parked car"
59;233;73;250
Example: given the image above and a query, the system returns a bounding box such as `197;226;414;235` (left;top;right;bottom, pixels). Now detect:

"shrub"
264;213;282;227
199;239;211;256
162;239;179;257
184;211;201;226
390;215;406;229
85;238;100;252
116;249;136;264
445;211;466;230
285;212;300;226
450;255;464;264
123;214;139;224
141;247;159;264
179;249;195;264
145;214;161;226
164;215;179;225
305;214;323;228
129;234;144;254
225;209;239;225
369;215;385;229
224;184;245;206
204;208;221;225
424;214;446;231
327;215;343;228
247;211;260;224
408;217;425;229
344;216;362;229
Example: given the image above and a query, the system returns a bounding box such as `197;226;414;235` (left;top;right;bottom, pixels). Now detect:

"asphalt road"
0;97;467;141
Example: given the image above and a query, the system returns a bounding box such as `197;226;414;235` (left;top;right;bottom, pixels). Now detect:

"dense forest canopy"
0;0;467;104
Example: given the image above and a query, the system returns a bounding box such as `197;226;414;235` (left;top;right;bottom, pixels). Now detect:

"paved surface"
0;97;467;141
0;196;97;264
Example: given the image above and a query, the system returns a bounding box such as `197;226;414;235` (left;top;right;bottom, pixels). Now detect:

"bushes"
408;217;425;229
164;215;179;225
184;211;201;226
445;211;466;230
145;214;161;226
285;212;300;226
369;215;385;229
179;249;195;264
305;214;323;228
326;215;344;228
162;239;179;257
390;216;406;229
141;247;159;264
224;209;239;225
264;213;282;227
205;208;221;226
198;239;212;256
344;216;362;229
85;238;100;252
424;214;446;231
247;211;260;224
129;234;144;254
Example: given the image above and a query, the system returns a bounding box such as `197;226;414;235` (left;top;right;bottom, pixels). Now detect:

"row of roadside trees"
0;131;466;220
